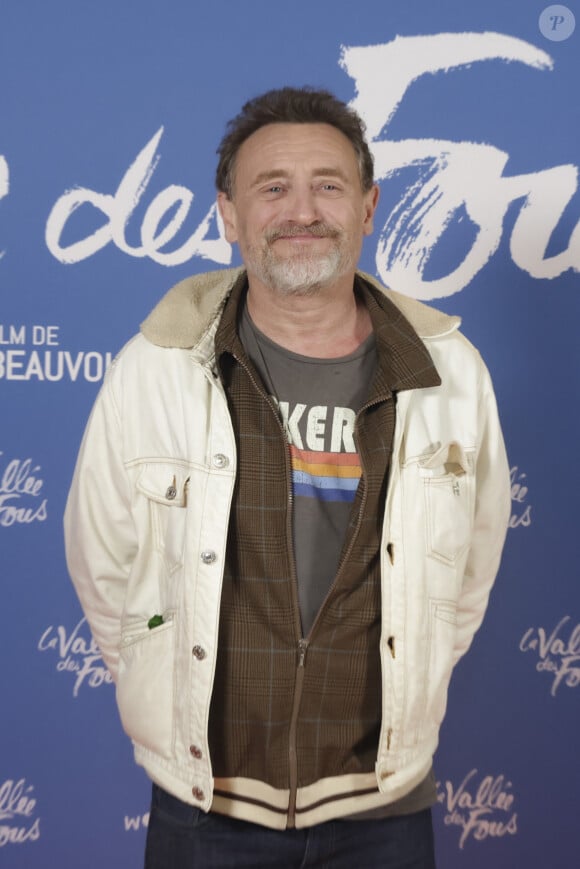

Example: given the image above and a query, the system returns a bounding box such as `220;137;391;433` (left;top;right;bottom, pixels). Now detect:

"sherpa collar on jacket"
140;267;460;351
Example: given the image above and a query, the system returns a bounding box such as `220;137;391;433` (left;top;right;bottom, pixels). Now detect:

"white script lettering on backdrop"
436;768;518;850
37;31;579;299
0;453;47;527
520;616;580;695
342;31;579;298
509;466;532;529
38;616;113;696
44;128;231;267
0;779;41;848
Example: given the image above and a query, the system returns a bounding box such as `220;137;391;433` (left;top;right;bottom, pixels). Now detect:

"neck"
246;274;372;358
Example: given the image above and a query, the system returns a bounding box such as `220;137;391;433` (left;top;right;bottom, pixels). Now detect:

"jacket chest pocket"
136;462;190;574
418;442;474;566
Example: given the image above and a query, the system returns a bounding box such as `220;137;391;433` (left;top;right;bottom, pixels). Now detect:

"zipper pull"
298;639;309;668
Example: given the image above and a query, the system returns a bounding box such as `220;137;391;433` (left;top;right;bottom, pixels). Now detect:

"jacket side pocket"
422;599;457;738
117;614;176;759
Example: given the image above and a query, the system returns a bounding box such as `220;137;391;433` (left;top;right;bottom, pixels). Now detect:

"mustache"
266;223;340;242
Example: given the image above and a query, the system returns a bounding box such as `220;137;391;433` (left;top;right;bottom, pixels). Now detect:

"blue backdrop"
1;2;579;866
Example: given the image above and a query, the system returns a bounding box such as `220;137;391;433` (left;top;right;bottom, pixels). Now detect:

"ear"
362;184;380;237
217;192;239;243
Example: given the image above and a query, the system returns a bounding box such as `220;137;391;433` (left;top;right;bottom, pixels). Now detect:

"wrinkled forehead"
231;122;363;190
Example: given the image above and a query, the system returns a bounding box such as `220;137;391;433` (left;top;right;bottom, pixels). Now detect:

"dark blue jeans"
144;784;437;868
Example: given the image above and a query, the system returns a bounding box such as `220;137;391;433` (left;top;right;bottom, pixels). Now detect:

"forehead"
234;123;360;181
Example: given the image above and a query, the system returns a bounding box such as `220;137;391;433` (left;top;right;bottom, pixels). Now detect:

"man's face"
217;123;379;296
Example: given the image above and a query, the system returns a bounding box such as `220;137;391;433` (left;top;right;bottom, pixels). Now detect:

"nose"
283;185;320;225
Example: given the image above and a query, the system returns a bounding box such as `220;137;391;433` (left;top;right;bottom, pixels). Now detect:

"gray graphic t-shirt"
239;302;377;635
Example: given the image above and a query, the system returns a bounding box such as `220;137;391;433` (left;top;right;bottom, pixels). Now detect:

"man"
64;87;511;868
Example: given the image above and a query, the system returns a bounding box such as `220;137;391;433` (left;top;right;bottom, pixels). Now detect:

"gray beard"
245;226;354;296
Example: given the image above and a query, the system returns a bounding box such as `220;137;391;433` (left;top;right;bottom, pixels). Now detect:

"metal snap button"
192;786;205;801
212;454;229;469
189;745;203;759
165;475;178;500
200;550;217;565
192;645;206;660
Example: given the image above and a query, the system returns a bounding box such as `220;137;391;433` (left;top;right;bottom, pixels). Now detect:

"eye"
259;184;285;196
256;186;283;200
319;182;342;194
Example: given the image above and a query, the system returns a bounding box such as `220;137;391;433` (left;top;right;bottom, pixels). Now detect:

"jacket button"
192;786;205;801
189;744;203;759
201;550;217;564
192;645;206;660
165;485;177;500
212;453;229;469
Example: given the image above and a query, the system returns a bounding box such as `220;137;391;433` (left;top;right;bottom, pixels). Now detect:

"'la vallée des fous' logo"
520;615;580;696
437;768;518;849
38;616;113;697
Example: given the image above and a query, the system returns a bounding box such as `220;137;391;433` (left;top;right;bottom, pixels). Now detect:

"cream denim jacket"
64;268;510;828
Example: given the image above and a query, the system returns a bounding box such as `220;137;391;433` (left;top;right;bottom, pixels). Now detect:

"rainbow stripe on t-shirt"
290;445;361;503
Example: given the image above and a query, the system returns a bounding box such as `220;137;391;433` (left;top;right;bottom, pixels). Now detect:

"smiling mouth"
267;224;339;243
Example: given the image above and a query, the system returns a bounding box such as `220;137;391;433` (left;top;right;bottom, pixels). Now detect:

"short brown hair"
215;86;375;197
